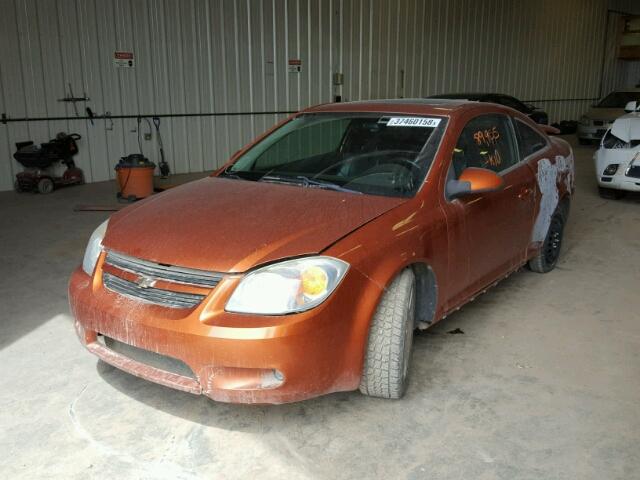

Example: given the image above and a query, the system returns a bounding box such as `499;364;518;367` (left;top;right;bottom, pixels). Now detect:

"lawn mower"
13;132;84;194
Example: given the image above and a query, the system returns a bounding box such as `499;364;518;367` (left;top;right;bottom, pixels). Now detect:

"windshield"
597;91;640;108
224;113;448;197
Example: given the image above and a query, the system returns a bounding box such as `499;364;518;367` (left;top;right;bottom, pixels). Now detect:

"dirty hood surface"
104;177;405;273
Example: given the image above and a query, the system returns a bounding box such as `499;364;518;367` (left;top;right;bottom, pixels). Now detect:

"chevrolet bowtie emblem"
135;275;156;289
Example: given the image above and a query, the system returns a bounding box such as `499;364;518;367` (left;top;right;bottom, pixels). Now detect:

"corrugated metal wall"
340;0;609;120
0;0;340;192
0;0;638;192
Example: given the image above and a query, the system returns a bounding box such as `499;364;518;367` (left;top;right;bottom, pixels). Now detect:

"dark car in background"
428;93;548;125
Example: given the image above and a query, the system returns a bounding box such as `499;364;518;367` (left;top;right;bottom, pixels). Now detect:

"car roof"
303;98;481;116
428;92;520;100
429;93;493;99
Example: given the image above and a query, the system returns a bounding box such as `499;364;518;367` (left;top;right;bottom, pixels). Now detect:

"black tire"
598;187;625;200
359;268;416;399
529;212;565;273
37;177;54;194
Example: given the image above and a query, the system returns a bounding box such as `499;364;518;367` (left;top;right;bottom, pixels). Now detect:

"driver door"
443;113;535;300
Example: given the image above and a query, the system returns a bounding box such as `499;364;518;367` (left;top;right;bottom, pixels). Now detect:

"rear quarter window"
514;120;547;159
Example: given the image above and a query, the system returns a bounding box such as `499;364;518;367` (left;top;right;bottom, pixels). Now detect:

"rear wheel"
529;212;565;273
598;187;625;200
37;177;54;194
359;268;416;399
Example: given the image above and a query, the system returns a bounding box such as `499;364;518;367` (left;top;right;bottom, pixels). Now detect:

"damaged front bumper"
594;149;640;192
68;263;376;404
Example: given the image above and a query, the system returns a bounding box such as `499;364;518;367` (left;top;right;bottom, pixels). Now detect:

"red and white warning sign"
288;59;302;73
113;51;135;68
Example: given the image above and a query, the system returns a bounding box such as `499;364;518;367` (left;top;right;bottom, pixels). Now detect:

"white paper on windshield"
386;117;441;127
611;114;640;143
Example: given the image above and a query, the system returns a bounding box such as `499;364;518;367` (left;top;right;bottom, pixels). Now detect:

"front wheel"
529;212;565;273
37;177;54;194
359;268;416;399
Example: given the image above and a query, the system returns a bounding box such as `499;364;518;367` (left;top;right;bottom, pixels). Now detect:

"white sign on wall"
288;59;302;73
113;51;134;68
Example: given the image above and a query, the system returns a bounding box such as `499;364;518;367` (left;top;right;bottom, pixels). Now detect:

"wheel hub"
544;217;563;265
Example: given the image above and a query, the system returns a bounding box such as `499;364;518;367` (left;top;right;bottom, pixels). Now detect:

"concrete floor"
1;138;639;479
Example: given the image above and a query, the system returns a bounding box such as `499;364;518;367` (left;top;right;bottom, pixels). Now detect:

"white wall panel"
335;0;637;124
1;0;639;191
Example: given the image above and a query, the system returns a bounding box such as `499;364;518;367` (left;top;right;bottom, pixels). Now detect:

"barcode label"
387;117;441;127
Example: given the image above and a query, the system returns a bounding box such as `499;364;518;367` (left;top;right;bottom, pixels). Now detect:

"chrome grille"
103;272;206;309
104;251;222;288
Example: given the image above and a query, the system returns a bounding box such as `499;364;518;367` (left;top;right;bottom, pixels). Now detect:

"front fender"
325;200;449;330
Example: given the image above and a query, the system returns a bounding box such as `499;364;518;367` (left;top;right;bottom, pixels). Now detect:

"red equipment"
13;133;84;194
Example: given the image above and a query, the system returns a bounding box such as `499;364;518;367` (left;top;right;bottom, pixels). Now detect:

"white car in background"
594;101;640;199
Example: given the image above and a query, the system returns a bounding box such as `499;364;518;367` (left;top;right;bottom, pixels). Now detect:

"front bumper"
69;262;378;404
594;150;640;192
596;174;640;192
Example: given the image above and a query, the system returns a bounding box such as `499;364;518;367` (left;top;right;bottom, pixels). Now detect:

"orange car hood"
104;177;405;273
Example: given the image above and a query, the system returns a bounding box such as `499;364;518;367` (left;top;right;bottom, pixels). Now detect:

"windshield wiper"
260;174;362;194
301;176;363;194
219;169;261;181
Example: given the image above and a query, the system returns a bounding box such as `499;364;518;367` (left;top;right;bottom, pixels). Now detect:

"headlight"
226;256;349;315
603;164;619;175
82;220;109;276
580;115;590;126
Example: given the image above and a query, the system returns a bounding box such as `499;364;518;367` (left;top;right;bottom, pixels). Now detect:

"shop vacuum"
115;116;170;202
115;154;155;201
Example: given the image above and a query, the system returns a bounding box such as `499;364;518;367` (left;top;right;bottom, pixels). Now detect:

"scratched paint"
532;153;574;243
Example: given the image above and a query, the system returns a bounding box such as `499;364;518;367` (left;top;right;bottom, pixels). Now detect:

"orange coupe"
69;99;574;403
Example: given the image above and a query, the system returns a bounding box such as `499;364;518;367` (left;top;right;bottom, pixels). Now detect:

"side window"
452;114;518;177
514;120;547;160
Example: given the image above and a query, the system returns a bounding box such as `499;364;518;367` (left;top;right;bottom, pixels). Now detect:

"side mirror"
446;167;504;199
624;101;638;113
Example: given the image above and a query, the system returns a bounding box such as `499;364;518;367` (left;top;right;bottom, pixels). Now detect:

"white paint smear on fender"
532;152;574;243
